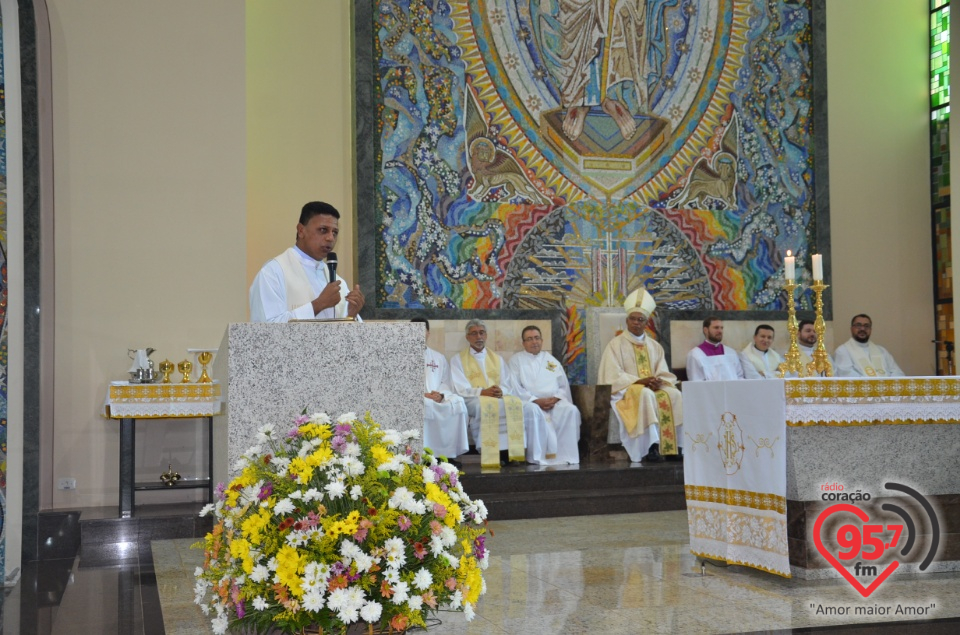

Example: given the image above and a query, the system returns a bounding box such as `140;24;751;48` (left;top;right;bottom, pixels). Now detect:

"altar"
683;377;960;579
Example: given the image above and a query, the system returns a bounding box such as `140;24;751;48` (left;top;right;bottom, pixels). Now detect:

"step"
460;463;685;496
481;484;687;520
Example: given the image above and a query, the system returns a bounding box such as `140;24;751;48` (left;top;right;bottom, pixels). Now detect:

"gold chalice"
159;359;174;383
177;359;193;383
196;351;213;383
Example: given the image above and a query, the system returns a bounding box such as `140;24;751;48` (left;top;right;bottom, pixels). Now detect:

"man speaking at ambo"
249;201;365;322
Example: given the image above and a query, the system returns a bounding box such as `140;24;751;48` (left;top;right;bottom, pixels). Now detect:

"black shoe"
448;458;463;470
641;443;664;463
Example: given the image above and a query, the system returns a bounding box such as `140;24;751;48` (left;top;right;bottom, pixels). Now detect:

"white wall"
48;0;246;507
827;0;934;375
246;0;356;292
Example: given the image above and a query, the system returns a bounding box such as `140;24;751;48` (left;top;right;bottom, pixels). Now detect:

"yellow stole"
614;342;678;455
275;247;349;317
848;341;887;376
458;349;525;467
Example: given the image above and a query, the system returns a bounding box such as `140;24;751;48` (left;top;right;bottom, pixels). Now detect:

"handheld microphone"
326;252;338;285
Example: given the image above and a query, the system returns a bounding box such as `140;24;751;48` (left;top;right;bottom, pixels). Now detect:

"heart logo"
813;503;900;597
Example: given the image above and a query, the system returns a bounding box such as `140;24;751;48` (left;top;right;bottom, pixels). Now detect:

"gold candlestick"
808;280;833;377
777;280;808;378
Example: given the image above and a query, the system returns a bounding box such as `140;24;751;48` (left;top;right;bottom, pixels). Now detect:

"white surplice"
422;347;469;458
508;350;581;465
686;342;745;381
249;246;355;322
739;344;783;379
598;332;683;462
834;338;905;377
448;348;552;464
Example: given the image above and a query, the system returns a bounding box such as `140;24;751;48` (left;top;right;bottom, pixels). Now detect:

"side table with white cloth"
683;377;960;579
104;381;222;518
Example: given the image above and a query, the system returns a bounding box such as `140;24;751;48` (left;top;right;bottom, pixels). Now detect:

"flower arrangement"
194;412;489;634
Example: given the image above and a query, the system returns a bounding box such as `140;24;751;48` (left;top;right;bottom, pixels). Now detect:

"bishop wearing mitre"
598;288;683;463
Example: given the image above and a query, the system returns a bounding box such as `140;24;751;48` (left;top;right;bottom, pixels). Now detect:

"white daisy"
360;601;382;622
302;591;325;611
273;498;295;516
325;481;347;499
413;568;433;590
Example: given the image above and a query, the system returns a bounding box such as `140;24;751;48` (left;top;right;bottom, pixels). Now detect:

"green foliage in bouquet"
194;412;489;634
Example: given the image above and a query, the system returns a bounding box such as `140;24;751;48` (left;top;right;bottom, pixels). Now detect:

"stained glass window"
931;1;952;374
931;6;950;108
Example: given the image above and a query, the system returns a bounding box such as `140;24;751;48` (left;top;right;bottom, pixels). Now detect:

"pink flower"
398;515;412;531
413;542;428;560
433;503;447;519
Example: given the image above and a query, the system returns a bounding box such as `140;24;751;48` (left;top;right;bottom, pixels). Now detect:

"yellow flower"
276;545;307;597
325;510;361;539
228;537;255;575
307;445;334;468
241;508;271;545
458;555;483;605
370;445;393;465
427;483;462;527
288;457;313;483
298;422;332;440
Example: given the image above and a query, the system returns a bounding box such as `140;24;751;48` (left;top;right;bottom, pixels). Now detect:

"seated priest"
508;326;581;465
739;324;783;379
412;318;469;460
449;319;553;467
834;314;905;377
249;201;364;322
686;317;744;381
598;288;683;463
789;319;835;374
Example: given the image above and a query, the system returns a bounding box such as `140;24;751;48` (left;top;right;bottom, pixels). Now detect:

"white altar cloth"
683;379;790;576
683;376;960;578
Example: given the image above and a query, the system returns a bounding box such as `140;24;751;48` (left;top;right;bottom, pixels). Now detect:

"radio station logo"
813;482;940;598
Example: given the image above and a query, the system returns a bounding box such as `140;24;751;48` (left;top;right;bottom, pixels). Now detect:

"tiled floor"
153;510;960;634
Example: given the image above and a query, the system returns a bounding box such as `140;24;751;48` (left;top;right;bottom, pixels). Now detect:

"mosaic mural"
374;0;818;381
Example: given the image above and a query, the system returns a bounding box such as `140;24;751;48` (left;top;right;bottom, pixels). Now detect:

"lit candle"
784;250;795;281
812;254;823;281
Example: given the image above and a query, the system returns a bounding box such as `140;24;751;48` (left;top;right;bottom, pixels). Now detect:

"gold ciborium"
158;359;175;383
177;359;193;383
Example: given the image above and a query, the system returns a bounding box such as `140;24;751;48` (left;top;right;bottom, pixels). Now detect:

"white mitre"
624;287;656;317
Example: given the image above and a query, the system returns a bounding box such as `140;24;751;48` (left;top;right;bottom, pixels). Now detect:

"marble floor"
152;510;960;634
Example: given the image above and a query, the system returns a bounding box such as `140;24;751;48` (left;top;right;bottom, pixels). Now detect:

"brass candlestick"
777;280;808;378
177;359;193;383
808;280;834;377
158;359;174;383
160;464;181;486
